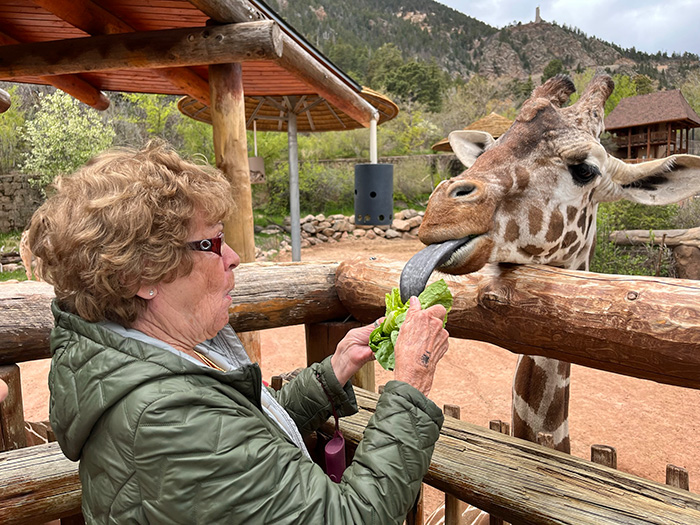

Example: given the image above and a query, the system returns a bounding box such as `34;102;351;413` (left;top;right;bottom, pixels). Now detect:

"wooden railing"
2;260;700;524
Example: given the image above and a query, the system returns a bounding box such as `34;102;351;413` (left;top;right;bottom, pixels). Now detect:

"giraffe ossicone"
403;73;700;454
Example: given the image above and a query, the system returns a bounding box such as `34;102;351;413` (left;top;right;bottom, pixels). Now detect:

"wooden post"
270;376;283;392
666;464;690;491
288;106;301;261
305;320;375;391
489;420;511;525
405;485;424;525
209;61;260;363
591;445;617;469
444;404;464;525
0;365;27;451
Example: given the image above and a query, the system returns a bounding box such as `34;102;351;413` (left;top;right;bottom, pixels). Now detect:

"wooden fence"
2;259;700;524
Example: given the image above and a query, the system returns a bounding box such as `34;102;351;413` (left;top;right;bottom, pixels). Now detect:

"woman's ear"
136;284;157;300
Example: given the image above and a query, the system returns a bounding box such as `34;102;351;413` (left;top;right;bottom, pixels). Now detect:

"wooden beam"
325;388;700;524
0;22;282;78
0;88;9;113
31;0;211;107
209;61;261;363
0;30;109;110
188;0;377;126
609;227;700;248
0;263;346;365
334;258;700;390
0;442;81;525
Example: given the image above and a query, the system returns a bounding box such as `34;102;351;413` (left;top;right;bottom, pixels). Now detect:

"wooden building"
604;90;700;162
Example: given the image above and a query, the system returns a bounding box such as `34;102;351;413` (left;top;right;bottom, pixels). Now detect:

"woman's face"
145;215;240;344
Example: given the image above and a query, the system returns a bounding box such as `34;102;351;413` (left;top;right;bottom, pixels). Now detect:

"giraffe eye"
568;163;600;186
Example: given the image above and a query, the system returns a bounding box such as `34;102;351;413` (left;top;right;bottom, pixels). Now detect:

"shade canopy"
178;87;398;132
432;112;513;152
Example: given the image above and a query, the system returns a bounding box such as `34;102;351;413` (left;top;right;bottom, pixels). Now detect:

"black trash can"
354;163;393;226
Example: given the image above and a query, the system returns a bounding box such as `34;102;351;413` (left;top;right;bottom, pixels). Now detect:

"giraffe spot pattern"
545;210;564;242
514;166;530;191
504;219;519;243
566;206;577;223
528;206;543;236
561;231;578;249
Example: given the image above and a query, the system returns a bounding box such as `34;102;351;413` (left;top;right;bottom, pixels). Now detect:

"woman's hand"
331;320;382;385
394;297;449;396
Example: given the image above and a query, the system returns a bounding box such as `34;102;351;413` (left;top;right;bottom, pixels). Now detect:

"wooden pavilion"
604;90;700;162
0;0;397;361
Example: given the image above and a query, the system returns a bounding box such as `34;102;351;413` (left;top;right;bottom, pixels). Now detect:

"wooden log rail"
334;258;700;390
3;391;700;525
0;262;346;365
610;226;700;248
4;259;700;391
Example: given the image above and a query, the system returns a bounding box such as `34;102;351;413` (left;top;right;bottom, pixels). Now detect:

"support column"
209;62;261;363
288;109;301;261
369;116;378;164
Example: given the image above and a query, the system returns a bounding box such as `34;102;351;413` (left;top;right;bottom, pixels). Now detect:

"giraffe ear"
606;154;700;205
448;130;495;168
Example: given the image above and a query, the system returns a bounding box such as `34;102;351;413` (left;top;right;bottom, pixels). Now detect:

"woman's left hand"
330;320;382;385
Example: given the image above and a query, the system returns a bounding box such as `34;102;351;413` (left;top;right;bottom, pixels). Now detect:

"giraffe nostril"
450;183;477;199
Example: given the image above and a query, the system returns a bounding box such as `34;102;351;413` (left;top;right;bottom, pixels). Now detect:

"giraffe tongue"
399;237;473;303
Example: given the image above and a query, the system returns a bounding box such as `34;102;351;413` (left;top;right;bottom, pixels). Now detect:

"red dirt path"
19;237;700;514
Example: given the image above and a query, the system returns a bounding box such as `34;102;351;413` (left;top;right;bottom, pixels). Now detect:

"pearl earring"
148;290;155;297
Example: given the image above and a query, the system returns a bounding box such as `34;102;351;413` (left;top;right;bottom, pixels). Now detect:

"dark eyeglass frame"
187;231;224;256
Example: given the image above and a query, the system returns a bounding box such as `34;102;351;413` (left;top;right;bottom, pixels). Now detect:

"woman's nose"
225;242;240;270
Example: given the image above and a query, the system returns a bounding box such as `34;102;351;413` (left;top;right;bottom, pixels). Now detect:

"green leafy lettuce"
369;279;453;371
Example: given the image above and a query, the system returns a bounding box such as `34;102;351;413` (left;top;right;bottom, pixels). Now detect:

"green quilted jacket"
48;302;444;524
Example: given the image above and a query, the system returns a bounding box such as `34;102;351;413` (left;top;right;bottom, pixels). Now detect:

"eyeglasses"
187;231;224;256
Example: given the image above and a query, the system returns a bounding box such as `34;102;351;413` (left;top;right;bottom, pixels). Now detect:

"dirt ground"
18;237;700;515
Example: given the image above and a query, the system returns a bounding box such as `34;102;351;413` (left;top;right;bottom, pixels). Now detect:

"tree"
385;60;446;112
541;59;566;83
0;85;26;173
681;71;700;116
605;74;637;115
21;90;115;189
633;74;654;95
365;43;404;89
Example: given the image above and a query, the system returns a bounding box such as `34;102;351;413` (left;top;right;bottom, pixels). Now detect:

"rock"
316;233;329;242
321;228;335;237
407;216;423;229
302;223;316;234
353;229;366;238
385;228;401;239
302;214;316;223
315;213;326;222
391;219;411;232
317;221;331;229
373;227;386;237
365;230;377;240
333;219;354;232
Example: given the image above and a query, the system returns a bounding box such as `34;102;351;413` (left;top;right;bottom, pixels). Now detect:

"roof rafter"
31;0;213;106
0;28;109;110
0;22;283;78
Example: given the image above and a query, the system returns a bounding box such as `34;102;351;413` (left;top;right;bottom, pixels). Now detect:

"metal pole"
370;115;378;164
288;110;301;261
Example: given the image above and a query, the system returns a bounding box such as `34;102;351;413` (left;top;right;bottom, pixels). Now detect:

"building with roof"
604;90;700;162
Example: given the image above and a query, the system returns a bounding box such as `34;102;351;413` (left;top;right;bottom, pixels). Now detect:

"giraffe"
403;74;700;523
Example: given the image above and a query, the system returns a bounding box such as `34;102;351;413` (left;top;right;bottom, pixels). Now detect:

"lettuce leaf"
369;279;453;370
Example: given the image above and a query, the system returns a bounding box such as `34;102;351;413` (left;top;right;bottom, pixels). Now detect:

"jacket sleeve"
271;356;357;436
132;380;443;525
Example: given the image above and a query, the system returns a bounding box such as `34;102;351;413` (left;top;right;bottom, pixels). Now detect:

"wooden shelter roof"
0;0;389;127
604;90;700;131
432;112;513;152
178;86;398;132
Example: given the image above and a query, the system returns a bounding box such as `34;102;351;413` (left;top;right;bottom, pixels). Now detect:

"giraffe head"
401;74;700;299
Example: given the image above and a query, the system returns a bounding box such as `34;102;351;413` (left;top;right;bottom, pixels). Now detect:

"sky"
437;0;700;57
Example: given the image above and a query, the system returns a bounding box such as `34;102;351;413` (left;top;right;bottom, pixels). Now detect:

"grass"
0;230;27;281
0;268;27;282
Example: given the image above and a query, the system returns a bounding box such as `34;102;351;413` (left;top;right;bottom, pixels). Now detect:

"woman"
29;142;450;524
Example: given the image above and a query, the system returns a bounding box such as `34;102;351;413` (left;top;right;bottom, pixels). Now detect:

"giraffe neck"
512;355;571;453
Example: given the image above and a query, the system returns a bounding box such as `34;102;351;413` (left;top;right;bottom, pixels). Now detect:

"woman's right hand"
393;297;449;396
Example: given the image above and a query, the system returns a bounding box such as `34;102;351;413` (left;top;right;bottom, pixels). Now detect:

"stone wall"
0;173;43;233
